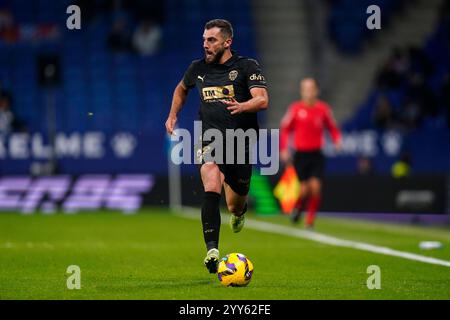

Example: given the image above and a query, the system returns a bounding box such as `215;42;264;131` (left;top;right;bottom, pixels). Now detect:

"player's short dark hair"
205;19;233;39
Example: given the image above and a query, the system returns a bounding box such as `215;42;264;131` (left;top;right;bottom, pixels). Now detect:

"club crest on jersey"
229;70;238;81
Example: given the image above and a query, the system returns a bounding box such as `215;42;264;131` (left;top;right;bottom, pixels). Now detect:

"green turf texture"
0;208;449;300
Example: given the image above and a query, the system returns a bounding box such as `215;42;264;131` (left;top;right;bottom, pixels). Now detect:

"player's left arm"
224;87;269;115
223;58;268;114
323;105;342;150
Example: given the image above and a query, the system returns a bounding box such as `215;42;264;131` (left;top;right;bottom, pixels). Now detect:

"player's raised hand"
165;115;177;135
223;98;244;115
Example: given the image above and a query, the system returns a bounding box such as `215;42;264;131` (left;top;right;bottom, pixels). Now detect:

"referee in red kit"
280;78;342;229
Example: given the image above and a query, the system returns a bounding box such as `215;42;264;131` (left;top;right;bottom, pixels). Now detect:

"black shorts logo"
237;178;250;186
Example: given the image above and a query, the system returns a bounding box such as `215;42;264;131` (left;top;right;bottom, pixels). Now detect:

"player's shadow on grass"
145;279;213;289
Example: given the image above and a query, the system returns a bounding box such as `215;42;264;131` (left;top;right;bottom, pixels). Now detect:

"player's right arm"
165;61;197;135
165;81;189;135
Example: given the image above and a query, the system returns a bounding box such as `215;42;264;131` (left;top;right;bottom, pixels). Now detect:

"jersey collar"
222;50;238;67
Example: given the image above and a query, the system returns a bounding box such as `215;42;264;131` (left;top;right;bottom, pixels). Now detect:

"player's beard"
205;46;225;64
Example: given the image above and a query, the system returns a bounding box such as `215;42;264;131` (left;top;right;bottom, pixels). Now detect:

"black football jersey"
182;52;267;134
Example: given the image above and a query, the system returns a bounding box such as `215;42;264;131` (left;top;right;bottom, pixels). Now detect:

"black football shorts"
196;138;253;196
293;150;325;181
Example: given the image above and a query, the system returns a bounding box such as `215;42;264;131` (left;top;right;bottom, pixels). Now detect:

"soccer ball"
217;253;254;287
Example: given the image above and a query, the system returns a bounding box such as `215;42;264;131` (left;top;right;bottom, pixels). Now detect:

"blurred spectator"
0;8;13;29
0;92;14;134
107;18;131;52
356;156;374;176
0;8;19;43
132;19;162;56
0;83;27;133
406;73;438;117
375;48;408;89
390;47;409;75
398;97;422;130
391;152;412;178
407;46;434;77
0;7;59;44
373;95;397;129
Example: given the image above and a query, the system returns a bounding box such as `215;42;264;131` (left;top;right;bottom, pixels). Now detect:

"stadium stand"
328;0;407;53
0;0;448;176
0;0;258;175
340;0;450;173
0;0;257;134
343;1;449;132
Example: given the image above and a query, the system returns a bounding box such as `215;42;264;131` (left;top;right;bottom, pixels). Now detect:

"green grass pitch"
0;208;449;300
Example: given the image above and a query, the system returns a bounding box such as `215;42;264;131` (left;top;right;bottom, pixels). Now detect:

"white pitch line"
176;208;450;268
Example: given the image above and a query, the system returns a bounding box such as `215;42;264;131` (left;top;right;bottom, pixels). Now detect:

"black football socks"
291;197;307;224
239;202;248;216
201;191;221;251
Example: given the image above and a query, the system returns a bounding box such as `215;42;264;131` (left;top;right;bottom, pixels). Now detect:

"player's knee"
201;163;222;192
309;180;321;196
301;184;310;197
204;181;221;193
203;177;222;193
